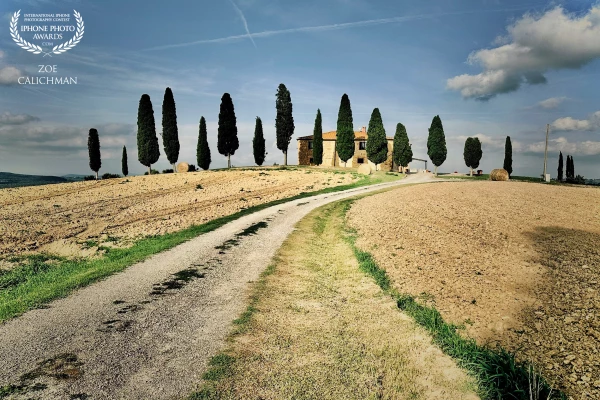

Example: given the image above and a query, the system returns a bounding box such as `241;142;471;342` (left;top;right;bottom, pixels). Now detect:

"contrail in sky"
143;2;547;52
228;0;257;48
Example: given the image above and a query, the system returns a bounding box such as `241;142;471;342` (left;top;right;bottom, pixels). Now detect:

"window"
308;140;313;149
357;158;364;164
309;158;314;164
358;141;366;150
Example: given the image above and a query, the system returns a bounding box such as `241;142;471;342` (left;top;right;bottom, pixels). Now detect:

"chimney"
362;126;366;134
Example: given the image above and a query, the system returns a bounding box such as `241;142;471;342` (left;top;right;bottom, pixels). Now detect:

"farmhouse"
297;127;408;172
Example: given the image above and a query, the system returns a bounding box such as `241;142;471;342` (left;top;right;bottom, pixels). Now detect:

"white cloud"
447;6;600;99
526;136;600;156
0;50;4;59
0;112;39;125
454;133;522;152
0;66;21;85
0;121;133;156
538;97;567;109
552;111;600;131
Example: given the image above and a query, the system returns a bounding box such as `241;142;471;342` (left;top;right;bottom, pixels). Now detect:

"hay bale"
490;169;509;181
177;162;189;173
357;164;372;175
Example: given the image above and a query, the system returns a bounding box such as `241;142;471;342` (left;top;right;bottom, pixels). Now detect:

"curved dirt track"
0;173;435;400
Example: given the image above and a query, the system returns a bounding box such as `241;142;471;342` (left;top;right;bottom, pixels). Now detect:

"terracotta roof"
297;131;394;141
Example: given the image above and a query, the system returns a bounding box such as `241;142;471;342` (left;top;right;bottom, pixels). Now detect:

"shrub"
567;174;585;184
83;175;96;181
101;173;121;179
162;169;174;174
144;169;160;175
188;164;197;172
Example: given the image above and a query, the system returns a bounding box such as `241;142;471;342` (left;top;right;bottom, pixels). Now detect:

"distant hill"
586;179;600;186
0;172;70;189
62;174;88;181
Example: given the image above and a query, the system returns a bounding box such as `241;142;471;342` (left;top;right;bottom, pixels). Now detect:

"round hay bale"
357;164;372;175
177;162;189;173
490;169;509;181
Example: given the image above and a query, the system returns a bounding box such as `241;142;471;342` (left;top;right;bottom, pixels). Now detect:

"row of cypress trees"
135;85;294;172
319;97;516;177
558;152;579;182
311;94;414;171
90;87;517;177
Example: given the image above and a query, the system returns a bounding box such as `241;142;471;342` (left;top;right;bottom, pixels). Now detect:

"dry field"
0;167;357;261
347;181;600;399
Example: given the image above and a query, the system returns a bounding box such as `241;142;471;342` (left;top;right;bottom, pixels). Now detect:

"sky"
0;0;599;178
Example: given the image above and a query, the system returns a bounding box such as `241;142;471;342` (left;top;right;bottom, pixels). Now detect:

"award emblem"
10;10;84;57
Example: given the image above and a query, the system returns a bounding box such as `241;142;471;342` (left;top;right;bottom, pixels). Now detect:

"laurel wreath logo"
10;9;84;56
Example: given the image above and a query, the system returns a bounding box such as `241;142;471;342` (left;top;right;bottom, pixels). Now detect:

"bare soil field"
348;181;600;399
0;168;357;260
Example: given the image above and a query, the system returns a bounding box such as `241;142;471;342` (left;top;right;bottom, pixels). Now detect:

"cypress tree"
162;87;180;171
88;128;101;180
392;122;412;173
366;108;388;170
570;156;575;179
474;137;483;171
122;146;128;177
464;137;475;176
426;115;447;175
137;94;160;174
312;109;323;166
253;116;266;166
217;93;239;168
557;151;563;181
571;156;575;179
566;155;575;181
336;94;355;166
503;136;513;176
275;83;294;166
197;116;211;170
463;137;483;176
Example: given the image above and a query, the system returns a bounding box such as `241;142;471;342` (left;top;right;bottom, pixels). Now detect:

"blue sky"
0;0;599;177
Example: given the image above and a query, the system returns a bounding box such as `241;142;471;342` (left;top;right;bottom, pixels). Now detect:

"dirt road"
0;173;434;400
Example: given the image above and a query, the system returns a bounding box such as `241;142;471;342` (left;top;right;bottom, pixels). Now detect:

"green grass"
201;354;236;381
338;199;566;400
231;263;276;334
0;172;402;323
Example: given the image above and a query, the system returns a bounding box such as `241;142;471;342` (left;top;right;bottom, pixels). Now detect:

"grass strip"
0;173;401;322
339;199;566;400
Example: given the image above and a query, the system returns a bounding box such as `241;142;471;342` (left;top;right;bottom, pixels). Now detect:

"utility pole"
543;123;549;180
